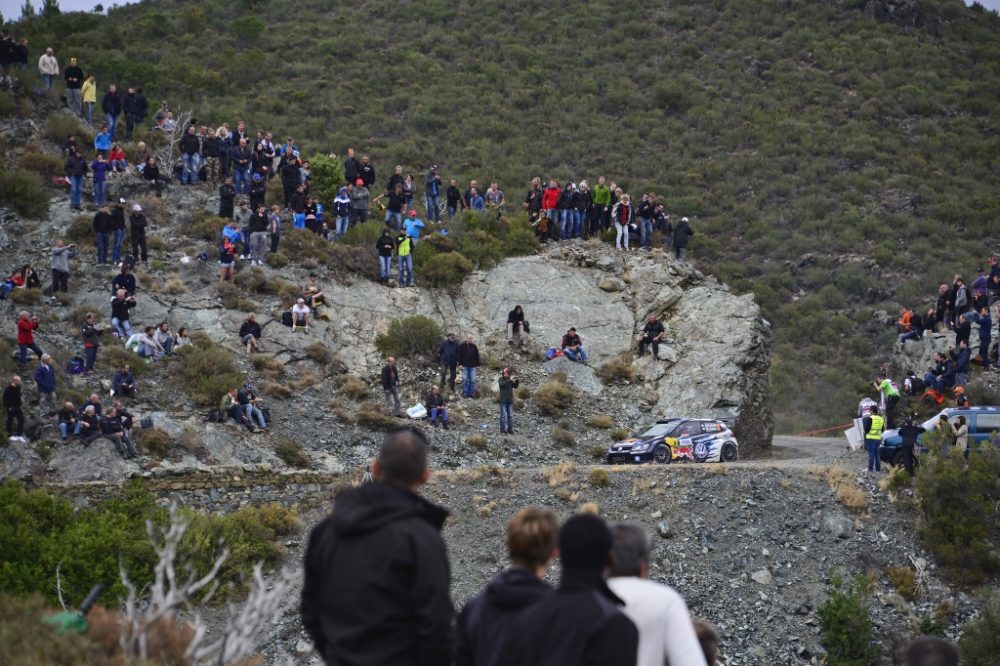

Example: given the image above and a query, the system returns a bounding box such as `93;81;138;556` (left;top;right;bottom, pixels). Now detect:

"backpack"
206;409;223;423
904;376;925;396
139;416;154;429
281;311;293;327
65;356;85;375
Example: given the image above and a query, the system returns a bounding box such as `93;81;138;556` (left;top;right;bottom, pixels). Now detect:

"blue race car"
607;418;739;465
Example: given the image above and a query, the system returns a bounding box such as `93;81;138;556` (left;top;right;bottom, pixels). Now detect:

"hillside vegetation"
7;0;1000;431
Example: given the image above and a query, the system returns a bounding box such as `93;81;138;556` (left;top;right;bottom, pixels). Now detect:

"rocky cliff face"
0;183;771;484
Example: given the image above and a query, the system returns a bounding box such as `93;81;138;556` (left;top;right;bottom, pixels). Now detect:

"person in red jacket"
541;180;561;230
16;310;44;365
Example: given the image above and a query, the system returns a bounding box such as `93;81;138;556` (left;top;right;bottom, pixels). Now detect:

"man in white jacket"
607;522;708;666
37;47;58;90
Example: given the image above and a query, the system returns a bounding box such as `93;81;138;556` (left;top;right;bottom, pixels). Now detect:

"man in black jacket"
122;87;139;141
129;205;149;265
456;507;557;666
343;147;361;185
439;333;459;393
502;513;639;666
64;56;84;116
179;125;201;185
896;415;925;476
302;427;453;666
64;149;88;211
219;177;236;219
102;83;122;140
457;335;480;399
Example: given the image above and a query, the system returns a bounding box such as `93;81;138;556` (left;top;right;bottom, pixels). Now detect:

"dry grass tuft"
336;376;370;401
466;434;487;450
589;467;611;487
542;461;575;486
595;353;636;385
587;414;614;429
811;466;867;511
552;427;576;447
578;502;600;515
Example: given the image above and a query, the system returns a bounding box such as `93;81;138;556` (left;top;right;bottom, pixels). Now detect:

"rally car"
606;418;739;465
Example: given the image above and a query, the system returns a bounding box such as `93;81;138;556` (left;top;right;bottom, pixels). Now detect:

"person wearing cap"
456;507;557;666
291;298;310;331
504;513;639;666
425;164;442;223
249;172;267;211
350;178;370;227
404;209;426;243
439;332;460;392
607;523;706;666
129;204;149;265
673;216;694;260
302;427;453;666
561;327;588;364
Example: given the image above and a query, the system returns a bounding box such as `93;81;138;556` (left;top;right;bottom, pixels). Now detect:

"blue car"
607;418;739;465
880;406;1000;465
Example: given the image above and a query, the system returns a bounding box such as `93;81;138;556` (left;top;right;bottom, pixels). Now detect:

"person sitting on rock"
638;315;665;359
561;327;588;364
136;325;166;361
100;406;137;458
175;327;193;349
112;401;136;446
57;401;77;441
291;298;310;331
426;384;448;429
110;289;136;339
155;321;176;355
303;274;326;311
112;362;135;399
237;382;267;431
239;312;262;353
220;388;256;432
77;405;100;446
507;305;527;346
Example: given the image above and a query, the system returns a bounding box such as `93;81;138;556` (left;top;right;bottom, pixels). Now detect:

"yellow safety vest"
866;415;885;441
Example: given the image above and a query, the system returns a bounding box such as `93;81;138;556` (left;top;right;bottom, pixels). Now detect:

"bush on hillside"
0;169;49;219
596;354;637;385
65;214;94;245
0;592;107;665
415;249;474;288
915;433;1000;586
17;151;65;179
171;334;243;406
306;153;345;205
375;315;443;359
960;590;1000;666
43;112;92;145
533;374;575;416
818;576;880;666
274;435;310;468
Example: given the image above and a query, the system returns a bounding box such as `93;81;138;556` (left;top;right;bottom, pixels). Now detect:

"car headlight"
630;441;650;452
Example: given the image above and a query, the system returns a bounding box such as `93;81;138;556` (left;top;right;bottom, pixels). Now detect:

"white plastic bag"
406;404;427;419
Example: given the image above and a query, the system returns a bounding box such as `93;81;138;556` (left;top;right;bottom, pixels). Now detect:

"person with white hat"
129;204;148;266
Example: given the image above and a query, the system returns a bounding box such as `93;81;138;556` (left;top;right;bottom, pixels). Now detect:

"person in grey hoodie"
50;239;75;300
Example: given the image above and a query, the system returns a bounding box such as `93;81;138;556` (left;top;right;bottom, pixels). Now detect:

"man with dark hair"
504;513;638;666
302;427;453;666
456;507;558;666
903;636;959;666
607;523;706;666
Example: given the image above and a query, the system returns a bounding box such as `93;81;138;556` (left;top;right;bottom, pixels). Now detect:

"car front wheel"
720;442;738;463
653;445;671;464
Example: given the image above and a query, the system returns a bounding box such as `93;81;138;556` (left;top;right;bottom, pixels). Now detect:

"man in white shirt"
607;522;707;666
291;298;310;331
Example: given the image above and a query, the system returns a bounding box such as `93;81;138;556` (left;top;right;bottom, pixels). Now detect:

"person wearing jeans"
561;327;589;364
457;335;481;399
498;367;519;435
396;232;413;287
425;165;442;223
862;406;884;473
64;150;88;210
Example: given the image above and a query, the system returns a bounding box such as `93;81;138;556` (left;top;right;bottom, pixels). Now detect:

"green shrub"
375;315;443;359
65;215;94;245
136;428;172;458
43;112;92;145
280;228;331;263
0;169;49;219
818;576;880;666
185;212;224;242
415;249;474;288
596;354;637;385
343;220;384;247
101;345;152;377
306;153;346;205
17;151;64;179
960;590;1000;666
266;251;288;268
171;334;243;406
589;468;611;487
915;438;1000;586
884;565;918;602
534;375;575;416
274;435;310;468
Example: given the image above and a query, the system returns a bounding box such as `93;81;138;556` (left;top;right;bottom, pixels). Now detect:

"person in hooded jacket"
302;427;453;666
501;513;638;666
673;216;694;260
456;507;558;666
333;187;352;240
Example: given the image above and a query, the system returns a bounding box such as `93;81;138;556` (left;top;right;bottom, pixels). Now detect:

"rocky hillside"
0;169;771;483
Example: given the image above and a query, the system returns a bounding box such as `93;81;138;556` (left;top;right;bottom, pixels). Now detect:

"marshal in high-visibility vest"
865;414;885;441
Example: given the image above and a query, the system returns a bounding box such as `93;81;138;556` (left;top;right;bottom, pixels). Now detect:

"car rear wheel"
721;442;738;463
653;445;671;464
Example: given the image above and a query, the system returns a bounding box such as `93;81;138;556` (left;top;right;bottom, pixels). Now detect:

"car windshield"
637;423;674;438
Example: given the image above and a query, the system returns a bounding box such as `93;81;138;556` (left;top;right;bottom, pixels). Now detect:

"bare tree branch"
54;562;67;611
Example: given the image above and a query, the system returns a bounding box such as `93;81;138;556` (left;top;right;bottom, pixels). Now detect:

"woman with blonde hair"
81;73;97;123
611;192;633;251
